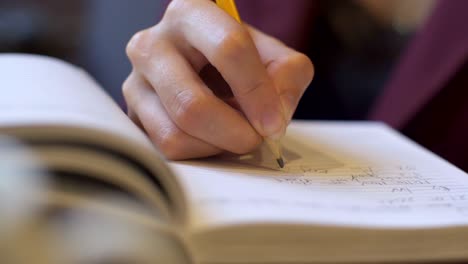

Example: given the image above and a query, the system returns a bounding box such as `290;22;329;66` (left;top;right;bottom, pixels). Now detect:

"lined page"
171;122;468;229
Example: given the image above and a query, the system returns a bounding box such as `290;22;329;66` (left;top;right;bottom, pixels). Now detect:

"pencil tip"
277;157;284;168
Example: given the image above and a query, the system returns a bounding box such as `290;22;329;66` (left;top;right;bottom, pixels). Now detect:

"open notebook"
2;54;468;263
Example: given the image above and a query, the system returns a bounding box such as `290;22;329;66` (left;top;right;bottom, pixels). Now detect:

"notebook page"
0;54;149;146
0;54;187;220
171;122;468;229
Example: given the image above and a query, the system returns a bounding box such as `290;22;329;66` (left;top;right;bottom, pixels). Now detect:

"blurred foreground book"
1;54;468;263
0;137;188;264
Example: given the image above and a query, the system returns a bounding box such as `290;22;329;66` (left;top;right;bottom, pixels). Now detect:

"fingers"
123;72;223;160
162;0;287;139
126;37;262;154
247;26;315;121
124;0;314;160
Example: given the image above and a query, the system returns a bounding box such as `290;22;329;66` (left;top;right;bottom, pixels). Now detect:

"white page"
0;54;149;146
171;122;468;229
0;54;188;220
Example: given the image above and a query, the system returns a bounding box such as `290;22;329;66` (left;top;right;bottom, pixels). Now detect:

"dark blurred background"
0;0;165;107
1;0;434;119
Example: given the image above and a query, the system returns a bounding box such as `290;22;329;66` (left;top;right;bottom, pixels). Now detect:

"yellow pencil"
216;0;241;23
215;0;285;168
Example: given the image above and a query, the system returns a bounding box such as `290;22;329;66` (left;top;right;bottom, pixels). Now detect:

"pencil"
215;0;285;168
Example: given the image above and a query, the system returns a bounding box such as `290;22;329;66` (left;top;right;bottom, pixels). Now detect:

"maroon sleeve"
369;0;468;129
369;0;468;171
236;0;316;50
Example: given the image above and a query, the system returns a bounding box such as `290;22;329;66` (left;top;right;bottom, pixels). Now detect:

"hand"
123;0;314;160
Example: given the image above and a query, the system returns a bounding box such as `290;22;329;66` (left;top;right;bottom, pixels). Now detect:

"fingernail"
261;106;285;140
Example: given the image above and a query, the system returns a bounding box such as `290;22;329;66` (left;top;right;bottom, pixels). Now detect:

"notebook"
1;53;468;263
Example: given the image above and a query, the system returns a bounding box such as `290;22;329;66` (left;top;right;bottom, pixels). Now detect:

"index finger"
164;0;287;139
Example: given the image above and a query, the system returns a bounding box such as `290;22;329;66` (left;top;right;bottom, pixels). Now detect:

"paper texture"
0;54;149;146
172;122;468;229
0;54;187;221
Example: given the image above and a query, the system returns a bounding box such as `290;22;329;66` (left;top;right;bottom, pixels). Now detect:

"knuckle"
165;0;183;17
165;0;179;17
170;90;207;131
126;29;152;62
165;0;191;23
214;27;251;61
122;76;135;103
156;126;187;160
